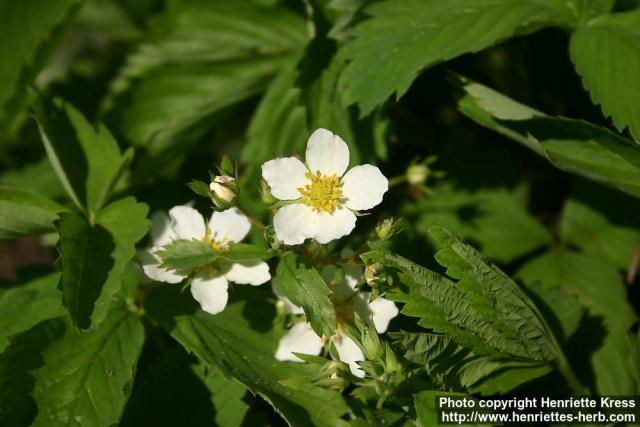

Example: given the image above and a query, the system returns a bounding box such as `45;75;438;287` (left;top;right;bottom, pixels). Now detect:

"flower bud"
375;217;402;241
364;262;385;288
406;163;429;186
260;178;278;205
209;175;237;208
361;326;383;361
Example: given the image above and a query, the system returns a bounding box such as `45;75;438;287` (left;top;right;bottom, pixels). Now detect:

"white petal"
261;157;309;200
312;207;356;244
272;279;304;315
275;322;323;362
140;249;184;284
305;128;349;177
341;165;388;211
368;297;399;333
150;211;176;246
224;261;270;286
209;207;251;244
169;205;206;240
190;274;229;315
333;332;365;378
273;203;318;245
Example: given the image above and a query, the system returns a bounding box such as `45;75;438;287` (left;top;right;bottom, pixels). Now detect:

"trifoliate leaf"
276;252;337;337
339;0;575;115
56;197;149;330
363;226;562;363
33;95;133;218
570;9;640;141
0;186;68;239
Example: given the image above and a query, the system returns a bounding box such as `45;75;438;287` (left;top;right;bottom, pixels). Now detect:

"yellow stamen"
297;171;343;212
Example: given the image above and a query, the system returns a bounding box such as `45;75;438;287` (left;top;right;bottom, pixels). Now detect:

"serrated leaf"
0;319;66;427
103;0;306;154
391;332;550;395
145;285;350;427
570;9;640;141
0;273;65;353
56;197;149;330
363;226;561;363
33;96;133;218
515;249;637;394
339;0;575;115
156;239;218;271
0;157;65;199
222;243;272;262
0;186;68;239
31;308;145;427
276;253;337;337
455;76;640;198
0;0;82;140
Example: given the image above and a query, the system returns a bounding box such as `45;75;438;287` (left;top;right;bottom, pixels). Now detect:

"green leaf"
276;252;337;337
515;249;638;394
455;76;640;198
103;0;306;153
186;180;210;198
0;186;67;239
56;197;149;330
0;157;66;200
0;0;82;139
339;0;575;115
31;308;145;427
570;9;640;141
146;285;350;427
191;360;249;427
363;226;561;363
560;181;640;270
0;319;66;427
404;183;551;263
391;332;550;395
33;96;133;217
0;273;65;353
156;239;218;271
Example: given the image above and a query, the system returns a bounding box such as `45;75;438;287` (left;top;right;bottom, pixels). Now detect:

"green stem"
237;205;266;230
387;175;407;188
557;352;585;395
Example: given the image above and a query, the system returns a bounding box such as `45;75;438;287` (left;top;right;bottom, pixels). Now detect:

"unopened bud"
210;175;237;208
362;326;383;360
260;178;278;205
406;163;429;186
375;217;402;241
364;262;385;287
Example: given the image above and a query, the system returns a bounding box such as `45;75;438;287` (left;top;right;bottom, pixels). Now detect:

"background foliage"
1;0;639;425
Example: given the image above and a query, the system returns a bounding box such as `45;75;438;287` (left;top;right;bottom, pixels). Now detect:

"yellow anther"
297;171;343;212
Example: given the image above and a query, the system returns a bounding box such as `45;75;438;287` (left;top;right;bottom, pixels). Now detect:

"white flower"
273;266;399;378
261;128;388;245
142;206;271;315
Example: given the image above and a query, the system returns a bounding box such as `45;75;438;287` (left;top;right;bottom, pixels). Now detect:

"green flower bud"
375;217;402;241
209;175;237;208
406;163;430;186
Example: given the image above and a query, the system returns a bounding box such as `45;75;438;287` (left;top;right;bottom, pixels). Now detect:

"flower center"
297;171;343;212
203;228;229;252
